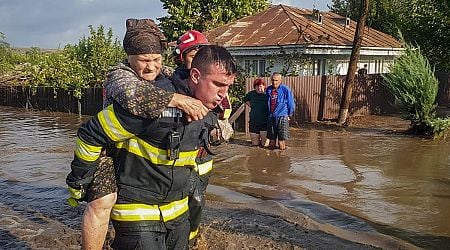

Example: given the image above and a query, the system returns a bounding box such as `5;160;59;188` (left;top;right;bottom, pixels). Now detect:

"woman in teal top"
243;78;269;147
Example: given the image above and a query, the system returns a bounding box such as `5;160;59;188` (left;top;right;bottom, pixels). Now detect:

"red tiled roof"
204;5;401;48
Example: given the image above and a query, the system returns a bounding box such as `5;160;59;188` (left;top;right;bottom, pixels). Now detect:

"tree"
0;32;16;75
338;0;370;125
0;32;9;47
382;39;450;138
158;0;269;41
66;25;125;86
328;0;356;17
328;0;401;36
398;0;450;72
23;25;125;98
329;0;450;71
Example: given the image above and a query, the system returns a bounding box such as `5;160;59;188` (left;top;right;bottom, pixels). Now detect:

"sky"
0;0;331;49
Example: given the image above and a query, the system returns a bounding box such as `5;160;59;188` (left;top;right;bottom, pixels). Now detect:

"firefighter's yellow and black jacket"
66;76;218;231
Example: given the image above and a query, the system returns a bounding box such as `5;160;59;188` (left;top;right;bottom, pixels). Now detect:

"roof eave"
225;44;404;56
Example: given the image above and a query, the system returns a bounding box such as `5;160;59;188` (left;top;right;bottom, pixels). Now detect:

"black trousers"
111;217;190;250
188;172;209;235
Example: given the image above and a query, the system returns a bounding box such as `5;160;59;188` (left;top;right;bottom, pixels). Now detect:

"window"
244;60;251;73
258;60;266;76
244;59;266;76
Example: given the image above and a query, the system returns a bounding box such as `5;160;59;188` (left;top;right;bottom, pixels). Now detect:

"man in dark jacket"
67;45;236;249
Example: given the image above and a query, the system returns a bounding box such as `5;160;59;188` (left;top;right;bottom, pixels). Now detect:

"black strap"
199;127;217;156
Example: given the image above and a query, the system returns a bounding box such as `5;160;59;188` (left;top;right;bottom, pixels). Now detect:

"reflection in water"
213;128;450;248
243;150;293;200
1;106;450;248
0;107;85;187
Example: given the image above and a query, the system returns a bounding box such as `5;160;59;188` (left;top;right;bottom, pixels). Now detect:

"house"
204;4;403;76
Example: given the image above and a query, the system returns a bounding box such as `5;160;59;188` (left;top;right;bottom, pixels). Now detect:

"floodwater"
1;106;449;249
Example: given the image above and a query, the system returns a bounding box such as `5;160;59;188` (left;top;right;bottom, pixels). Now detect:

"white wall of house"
234;55;395;76
331;58;395;75
229;46;401;76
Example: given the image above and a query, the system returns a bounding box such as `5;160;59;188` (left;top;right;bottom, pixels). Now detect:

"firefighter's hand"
67;186;86;207
170;93;209;122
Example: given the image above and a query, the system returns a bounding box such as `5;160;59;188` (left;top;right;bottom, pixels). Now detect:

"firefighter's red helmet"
175;30;209;61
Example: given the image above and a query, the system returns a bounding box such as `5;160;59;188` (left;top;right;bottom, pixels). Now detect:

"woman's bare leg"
259;131;268;147
82;192;117;250
250;132;260;146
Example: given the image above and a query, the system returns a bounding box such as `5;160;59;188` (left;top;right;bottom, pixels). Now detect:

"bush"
427;118;450;139
24;49;92;98
21;25;125;98
67;25;125;87
383;39;450;138
0;32;20;75
0;46;14;74
228;65;248;110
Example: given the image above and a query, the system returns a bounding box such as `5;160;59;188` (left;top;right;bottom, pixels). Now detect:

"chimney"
317;14;323;24
312;8;322;24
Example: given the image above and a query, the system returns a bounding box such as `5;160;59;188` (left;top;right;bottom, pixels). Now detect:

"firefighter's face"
190;64;235;109
128;54;162;81
182;48;198;70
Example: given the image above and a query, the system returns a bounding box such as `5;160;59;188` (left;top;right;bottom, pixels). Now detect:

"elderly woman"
243;78;269;147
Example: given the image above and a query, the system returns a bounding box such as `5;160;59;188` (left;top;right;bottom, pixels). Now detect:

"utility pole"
337;0;370;125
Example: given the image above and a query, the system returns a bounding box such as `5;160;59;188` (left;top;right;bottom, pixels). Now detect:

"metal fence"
0;72;449;120
0;86;103;115
245;74;397;123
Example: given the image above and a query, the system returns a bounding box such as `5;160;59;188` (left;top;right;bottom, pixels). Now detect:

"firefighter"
173;30;233;241
173;30;209;81
67;44;237;249
174;30;232;121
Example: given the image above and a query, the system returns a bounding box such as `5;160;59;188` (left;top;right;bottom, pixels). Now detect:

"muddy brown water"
1;106;449;249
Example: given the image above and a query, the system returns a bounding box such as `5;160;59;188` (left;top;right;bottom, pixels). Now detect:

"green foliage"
382;40;450;138
0;34;27;76
383;41;438;123
162;46;177;69
158;0;270;41
427;118;450;140
398;0;450;72
0;32;8;47
229;65;248;109
23;49;91;98
329;0;450;71
66;25;126;87
329;0;401;36
0;48;14;74
20;25;125;98
0;32;14;74
24;47;44;64
270;49;312;76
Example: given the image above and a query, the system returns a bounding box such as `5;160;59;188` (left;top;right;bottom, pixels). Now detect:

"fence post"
318;75;327;120
78;99;82;117
245;104;249;138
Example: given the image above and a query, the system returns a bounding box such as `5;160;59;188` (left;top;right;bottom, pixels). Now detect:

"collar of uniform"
172;77;193;96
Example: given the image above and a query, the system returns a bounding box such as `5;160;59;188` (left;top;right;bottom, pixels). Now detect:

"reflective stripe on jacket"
195;159;213;176
67;76;218;207
111;196;189;222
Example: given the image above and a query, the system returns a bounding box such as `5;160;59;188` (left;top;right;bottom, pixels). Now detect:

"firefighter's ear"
190;68;200;84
